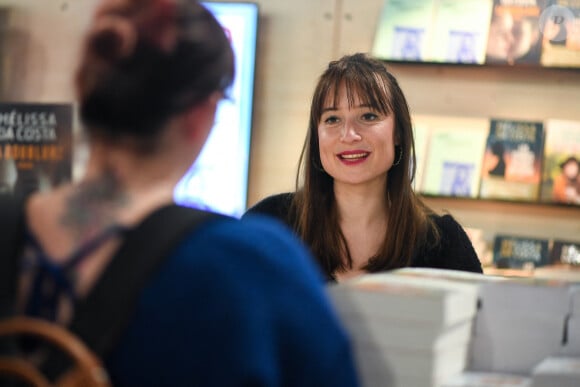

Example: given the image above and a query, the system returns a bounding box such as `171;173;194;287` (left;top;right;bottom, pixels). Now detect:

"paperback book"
485;0;546;65
550;239;580;265
418;115;488;198
479;118;545;201
371;0;437;62
327;272;479;387
492;234;550;269
0;103;73;197
412;118;431;192
428;0;494;64
539;119;580;205
540;0;580;68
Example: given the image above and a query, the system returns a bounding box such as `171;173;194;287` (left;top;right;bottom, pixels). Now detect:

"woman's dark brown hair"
76;0;234;153
293;53;439;276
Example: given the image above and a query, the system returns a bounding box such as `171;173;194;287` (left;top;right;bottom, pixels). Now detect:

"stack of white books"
441;371;531;387
327;272;479;387
530;356;580;387
387;268;576;375
468;277;572;374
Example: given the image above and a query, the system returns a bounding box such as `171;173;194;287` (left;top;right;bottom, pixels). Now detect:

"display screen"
173;1;258;218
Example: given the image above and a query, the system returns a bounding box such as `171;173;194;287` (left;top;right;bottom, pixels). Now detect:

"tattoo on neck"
61;173;129;242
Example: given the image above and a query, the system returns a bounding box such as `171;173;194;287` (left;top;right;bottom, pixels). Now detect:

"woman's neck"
333;181;389;276
333;181;389;226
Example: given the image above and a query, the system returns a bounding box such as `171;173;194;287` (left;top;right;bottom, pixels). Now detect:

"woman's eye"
323;115;340;125
361;112;379;121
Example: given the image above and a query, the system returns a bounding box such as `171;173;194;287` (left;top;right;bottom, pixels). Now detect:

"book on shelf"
492;234;550;269
428;0;494;64
0;103;73;198
485;0;546;65
530;356;580;387
539;118;580;205
327;271;479;387
371;0;437;62
540;0;580;68
372;0;494;64
479;118;545;201
441;371;532;387
412;118;430;192
550;240;580;265
417;115;489;198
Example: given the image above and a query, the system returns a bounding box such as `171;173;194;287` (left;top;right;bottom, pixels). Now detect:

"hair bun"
89;16;137;63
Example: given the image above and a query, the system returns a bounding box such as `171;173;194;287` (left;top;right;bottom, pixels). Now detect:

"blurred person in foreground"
0;1;359;386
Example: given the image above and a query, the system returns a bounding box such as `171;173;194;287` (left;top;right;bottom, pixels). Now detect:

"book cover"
429;0;494;64
412;117;431;192
492;234;550;269
550;239;580;265
479;118;545;201
539;119;580;205
371;0;437;62
0;103;73;197
419;116;488;198
485;0;546;65
540;0;580;68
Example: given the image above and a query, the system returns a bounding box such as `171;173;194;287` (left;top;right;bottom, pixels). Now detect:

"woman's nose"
340;123;362;142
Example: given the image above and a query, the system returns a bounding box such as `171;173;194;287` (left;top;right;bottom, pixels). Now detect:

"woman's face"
563;160;579;179
317;84;396;189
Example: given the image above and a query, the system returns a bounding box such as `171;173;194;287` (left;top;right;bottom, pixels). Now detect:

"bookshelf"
380;60;580;248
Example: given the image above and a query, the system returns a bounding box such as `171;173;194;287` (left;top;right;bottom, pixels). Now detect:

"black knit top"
244;193;483;280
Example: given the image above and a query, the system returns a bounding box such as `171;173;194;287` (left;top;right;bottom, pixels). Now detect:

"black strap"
70;204;228;357
0;200;227;374
0;194;26;319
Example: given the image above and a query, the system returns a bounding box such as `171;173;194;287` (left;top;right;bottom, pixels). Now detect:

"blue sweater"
105;215;360;387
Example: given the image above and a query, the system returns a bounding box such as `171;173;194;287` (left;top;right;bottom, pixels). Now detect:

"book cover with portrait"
417;115;488;198
0;103;73;198
485;0;548;66
540;0;580;68
539;119;580;205
479;118;545;201
492;234;550;269
428;0;494;64
371;0;437;62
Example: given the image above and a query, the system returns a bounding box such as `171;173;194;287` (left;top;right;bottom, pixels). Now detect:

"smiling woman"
244;53;483;282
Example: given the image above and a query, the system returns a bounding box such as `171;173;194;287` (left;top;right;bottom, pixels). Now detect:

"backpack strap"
0;194;26;319
70;204;229;357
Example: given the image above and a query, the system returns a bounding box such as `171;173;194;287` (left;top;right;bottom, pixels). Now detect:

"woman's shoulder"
421;212;483;273
430;213;463;232
243;192;296;227
246;192;295;213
